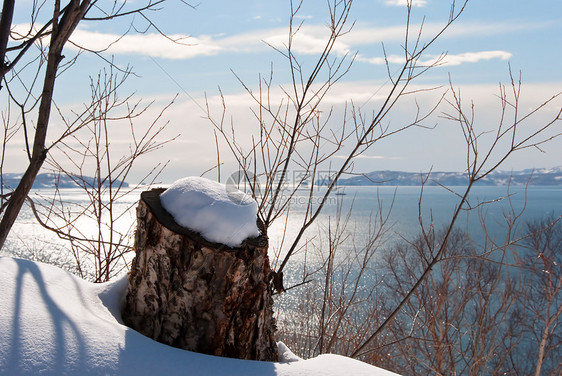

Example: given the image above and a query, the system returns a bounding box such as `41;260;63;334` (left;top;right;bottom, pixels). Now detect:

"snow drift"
0;257;398;375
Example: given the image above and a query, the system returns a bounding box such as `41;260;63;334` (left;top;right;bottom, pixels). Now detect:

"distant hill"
1;173;129;189
333;167;562;186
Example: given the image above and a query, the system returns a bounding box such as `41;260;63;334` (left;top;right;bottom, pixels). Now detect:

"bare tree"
209;0;468;292
370;222;524;374
0;0;91;250
275;196;392;358
519;216;562;376
205;0;562;371
274;188;560;374
0;0;191;251
350;70;562;358
26;66;177;282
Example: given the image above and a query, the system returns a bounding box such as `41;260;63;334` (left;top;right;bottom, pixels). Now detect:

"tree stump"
122;188;278;361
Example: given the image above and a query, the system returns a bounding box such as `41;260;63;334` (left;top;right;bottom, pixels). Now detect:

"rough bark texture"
0;0;91;251
122;188;278;361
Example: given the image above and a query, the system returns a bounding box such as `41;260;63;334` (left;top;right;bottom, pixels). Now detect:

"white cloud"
262;25;351;56
11;23;226;60
357;50;512;67
69;29;223;59
294;15;314;20
385;0;427;7
424;50;512;66
356;54;406;65
14;22;436;61
10;19;530;62
67;24;347;60
334;154;400;160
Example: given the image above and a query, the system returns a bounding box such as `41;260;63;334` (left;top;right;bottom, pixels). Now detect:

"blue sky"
7;0;562;183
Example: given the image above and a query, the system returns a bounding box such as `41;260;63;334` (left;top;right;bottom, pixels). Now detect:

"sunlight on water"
3;185;561;282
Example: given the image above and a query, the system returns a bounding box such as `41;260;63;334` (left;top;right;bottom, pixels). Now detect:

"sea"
3;185;562;280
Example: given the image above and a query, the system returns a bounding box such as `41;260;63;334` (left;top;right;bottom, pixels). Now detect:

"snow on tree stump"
121;178;278;361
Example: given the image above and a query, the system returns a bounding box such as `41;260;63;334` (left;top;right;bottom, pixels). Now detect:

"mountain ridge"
333;167;562;186
1;172;129;189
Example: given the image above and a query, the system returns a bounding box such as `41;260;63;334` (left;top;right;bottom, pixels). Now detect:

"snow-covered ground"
0;256;399;375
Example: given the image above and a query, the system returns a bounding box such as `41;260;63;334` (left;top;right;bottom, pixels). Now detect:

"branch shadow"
3;257;88;374
1;256;281;375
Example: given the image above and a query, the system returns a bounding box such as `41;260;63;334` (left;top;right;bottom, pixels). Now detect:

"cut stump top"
141;188;267;249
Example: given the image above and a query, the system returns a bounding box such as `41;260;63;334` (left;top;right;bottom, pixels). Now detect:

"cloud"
262;25;351;55
294;15;314;20
70;24;353;59
64;23;347;61
356;54;406;65
10;23;225;60
357;50;512;67
334;154;400;160
69;29;225;59
12;18;534;61
39;22;433;60
423;50;512;67
385;0;427;7
260;21;539;58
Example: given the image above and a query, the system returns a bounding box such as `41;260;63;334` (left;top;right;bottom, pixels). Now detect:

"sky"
5;0;562;184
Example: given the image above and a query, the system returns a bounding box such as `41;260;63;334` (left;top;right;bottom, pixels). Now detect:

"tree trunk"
122;188;278;361
0;0;15;85
0;0;91;251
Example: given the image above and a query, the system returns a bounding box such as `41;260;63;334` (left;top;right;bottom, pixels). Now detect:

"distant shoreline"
3;168;561;189
2;172;129;189
323;168;562;187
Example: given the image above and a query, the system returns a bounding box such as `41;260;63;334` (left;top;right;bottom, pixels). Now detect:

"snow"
0;256;399;376
160;177;260;247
